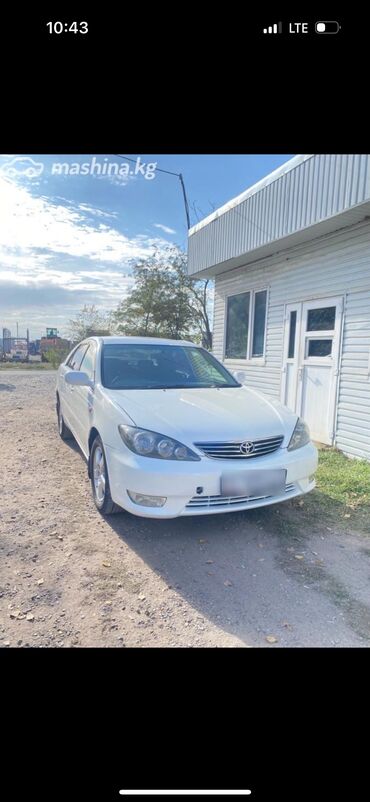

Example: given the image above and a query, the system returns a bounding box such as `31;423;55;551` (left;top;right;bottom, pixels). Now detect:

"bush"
44;347;70;368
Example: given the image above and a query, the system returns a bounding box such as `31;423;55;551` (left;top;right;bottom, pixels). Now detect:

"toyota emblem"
240;441;254;454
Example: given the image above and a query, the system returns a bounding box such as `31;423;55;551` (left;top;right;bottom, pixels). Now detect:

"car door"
62;343;89;437
72;342;97;455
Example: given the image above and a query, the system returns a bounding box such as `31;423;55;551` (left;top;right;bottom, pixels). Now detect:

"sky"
0;153;294;340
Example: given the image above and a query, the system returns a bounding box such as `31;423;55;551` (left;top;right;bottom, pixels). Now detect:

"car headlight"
287;417;310;451
118;425;201;461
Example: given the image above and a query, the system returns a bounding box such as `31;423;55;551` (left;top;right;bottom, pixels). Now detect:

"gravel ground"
1;370;370;647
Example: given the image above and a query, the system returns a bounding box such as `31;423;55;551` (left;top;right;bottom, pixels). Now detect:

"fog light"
127;491;167;508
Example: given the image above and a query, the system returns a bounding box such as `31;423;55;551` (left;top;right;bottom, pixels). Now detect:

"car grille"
186;483;296;509
194;435;284;459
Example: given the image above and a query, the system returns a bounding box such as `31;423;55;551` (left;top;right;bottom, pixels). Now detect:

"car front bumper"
105;441;318;518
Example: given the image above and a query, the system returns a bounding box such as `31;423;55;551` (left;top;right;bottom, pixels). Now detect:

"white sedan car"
56;336;318;518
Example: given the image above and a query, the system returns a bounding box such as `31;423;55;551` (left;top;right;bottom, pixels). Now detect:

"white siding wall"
336;289;370;459
213;220;370;460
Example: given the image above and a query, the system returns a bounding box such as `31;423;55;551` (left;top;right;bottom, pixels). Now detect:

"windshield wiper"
108;383;239;390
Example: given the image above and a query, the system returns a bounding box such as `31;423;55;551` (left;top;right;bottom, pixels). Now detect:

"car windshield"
101;344;240;390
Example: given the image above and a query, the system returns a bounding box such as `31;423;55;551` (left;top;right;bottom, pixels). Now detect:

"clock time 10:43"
46;21;88;34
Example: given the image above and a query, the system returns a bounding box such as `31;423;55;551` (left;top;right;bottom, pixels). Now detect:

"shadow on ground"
102;488;370;645
65;430;370;645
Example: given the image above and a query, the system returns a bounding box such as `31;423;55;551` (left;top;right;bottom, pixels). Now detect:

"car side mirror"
233;370;246;383
65;370;94;388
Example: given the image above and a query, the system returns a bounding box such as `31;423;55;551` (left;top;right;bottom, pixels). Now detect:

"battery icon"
315;21;341;33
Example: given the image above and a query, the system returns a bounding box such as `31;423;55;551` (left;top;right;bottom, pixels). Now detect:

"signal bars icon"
263;22;282;33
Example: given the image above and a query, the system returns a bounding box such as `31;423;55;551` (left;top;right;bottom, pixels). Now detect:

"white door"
281;297;343;444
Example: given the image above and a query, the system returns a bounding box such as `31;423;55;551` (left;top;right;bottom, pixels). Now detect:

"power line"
114;154;191;230
115;155;272;240
115;154;179;177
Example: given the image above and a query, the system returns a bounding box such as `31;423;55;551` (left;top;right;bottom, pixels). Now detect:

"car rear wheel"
57;398;72;440
90;436;121;515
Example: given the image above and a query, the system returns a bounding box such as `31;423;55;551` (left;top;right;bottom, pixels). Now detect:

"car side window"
66;347;79;368
80;344;96;381
67;344;88;370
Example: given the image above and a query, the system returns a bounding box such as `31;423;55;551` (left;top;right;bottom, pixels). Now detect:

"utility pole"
16;321;19;338
115;155;192;230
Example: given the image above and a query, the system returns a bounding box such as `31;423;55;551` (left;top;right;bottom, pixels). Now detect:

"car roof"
86;336;198;347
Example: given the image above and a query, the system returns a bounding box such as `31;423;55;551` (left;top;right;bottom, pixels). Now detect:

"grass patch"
315;448;370;508
291;448;370;535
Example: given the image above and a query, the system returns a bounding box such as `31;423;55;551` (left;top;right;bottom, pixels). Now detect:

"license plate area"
220;468;287;498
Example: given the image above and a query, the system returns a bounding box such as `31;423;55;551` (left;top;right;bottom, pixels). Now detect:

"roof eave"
188;202;370;279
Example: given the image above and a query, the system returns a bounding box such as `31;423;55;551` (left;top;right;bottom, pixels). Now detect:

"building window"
307;306;336;331
288;310;297;359
251;290;267;357
307;338;333;357
225;288;268;360
225;292;250;358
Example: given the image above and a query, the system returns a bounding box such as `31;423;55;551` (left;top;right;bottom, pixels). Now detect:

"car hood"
106;386;297;446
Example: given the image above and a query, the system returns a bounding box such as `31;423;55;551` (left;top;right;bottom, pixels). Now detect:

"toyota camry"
56;337;318;518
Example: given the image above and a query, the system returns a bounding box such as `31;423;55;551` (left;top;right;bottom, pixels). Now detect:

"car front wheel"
90;436;121;515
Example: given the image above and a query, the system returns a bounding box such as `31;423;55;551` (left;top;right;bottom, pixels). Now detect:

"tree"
44;347;70;368
112;249;213;348
185;274;213;350
67;304;111;343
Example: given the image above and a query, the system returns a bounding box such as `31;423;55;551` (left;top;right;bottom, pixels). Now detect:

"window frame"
224;290;251;361
302;302;337;365
79;342;97;382
223;286;269;364
306;305;336;333
305;337;333;358
66;342;89;371
287;309;298;360
64;344;80;367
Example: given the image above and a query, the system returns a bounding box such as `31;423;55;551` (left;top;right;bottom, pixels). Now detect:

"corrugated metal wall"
213;220;370;460
189;155;370;275
336;288;370;459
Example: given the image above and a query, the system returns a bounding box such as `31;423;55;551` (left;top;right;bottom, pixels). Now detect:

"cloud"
0;281;76;307
0;173;173;338
0;276;137;337
91;172;134;187
153;223;176;234
0;175;168;264
77;203;118;219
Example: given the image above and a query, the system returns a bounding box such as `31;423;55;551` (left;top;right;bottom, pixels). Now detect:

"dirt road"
1;370;369;647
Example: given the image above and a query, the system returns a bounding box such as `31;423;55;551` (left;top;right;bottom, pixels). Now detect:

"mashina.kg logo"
0;155;157;180
0;156;44;178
